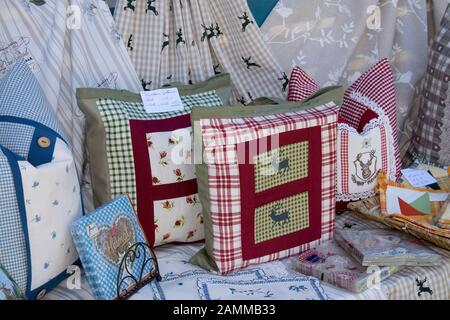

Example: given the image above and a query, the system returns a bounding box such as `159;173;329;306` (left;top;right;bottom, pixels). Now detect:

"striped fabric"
114;0;286;105
0;0;142;212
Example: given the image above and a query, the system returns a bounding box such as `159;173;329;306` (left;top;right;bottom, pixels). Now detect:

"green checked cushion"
77;74;230;247
190;86;342;274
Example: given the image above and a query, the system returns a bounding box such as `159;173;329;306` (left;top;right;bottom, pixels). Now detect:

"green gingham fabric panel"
97;91;224;206
254;192;309;244
254;141;309;193
0;149;27;293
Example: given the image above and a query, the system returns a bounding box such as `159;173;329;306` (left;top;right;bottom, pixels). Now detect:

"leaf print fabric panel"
19;138;82;291
254;193;309;244
147;128;195;185
153;194;204;245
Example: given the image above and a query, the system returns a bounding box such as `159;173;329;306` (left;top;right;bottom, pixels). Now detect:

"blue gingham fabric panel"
0;122;34;158
0;149;28;293
0;59;64;139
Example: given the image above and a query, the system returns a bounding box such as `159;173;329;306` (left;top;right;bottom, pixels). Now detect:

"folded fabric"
70;196;157;300
77;74;230;247
0;59;83;300
133;261;287;300
0;266;23;300
334;224;442;267
190;87;342;274
335;211;450;300
296;241;400;293
197;276;329;300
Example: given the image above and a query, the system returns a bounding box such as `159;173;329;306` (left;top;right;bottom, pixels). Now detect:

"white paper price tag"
401;168;437;188
140;88;183;113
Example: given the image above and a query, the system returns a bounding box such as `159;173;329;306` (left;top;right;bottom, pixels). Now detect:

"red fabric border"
129;115;197;247
240;126;322;261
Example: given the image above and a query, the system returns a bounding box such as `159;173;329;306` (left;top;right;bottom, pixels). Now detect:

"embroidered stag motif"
176;29;186;47
161;33;169;52
146;0;159;16
127;34;134;51
279;72;289;92
416;278;433;297
242;56;261;69
124;0;136;12
271;150;289;175
270;203;290;229
343;223;356;229
351;150;378;186
238;12;254;32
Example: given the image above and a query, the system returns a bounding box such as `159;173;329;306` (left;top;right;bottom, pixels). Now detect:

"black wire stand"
115;242;161;300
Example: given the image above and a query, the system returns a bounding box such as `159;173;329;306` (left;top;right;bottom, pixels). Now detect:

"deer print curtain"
114;0;286;104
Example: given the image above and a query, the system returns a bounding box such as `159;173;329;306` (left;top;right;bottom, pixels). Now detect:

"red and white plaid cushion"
340;59;400;175
199;103;339;274
287;66;321;101
287;59;400;177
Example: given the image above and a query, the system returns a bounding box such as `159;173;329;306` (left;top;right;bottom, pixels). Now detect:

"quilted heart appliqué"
94;215;136;266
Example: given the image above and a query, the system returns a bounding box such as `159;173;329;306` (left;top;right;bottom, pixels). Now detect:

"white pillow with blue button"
0;59;83;300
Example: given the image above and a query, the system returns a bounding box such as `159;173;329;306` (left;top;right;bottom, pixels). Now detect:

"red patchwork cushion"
191;102;339;274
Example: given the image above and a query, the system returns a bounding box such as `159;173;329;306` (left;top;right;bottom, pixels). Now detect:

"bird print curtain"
114;0;287;104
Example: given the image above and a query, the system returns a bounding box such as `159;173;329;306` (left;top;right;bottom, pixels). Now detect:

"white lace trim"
336;190;377;202
337;109;390;135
